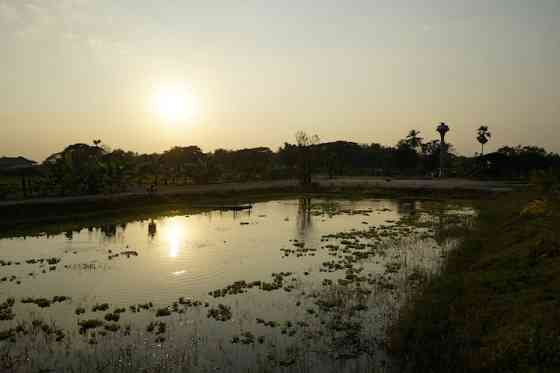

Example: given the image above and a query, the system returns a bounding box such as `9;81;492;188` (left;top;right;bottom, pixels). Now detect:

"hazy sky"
1;0;559;161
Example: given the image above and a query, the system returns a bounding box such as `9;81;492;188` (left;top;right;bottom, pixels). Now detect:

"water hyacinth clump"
207;304;233;322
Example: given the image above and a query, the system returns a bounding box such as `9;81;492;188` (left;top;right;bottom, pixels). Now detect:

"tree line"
1;125;559;199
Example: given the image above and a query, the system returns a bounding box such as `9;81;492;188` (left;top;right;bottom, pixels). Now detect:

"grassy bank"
389;190;560;372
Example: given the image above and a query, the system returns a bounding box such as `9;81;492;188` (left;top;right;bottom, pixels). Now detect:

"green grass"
388;190;560;372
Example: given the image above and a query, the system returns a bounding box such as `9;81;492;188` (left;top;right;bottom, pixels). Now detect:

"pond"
0;197;475;372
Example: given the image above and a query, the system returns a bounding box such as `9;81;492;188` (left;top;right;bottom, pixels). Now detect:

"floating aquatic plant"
78;319;103;334
104;312;120;322
155;307;171;317
92;303;110;312
207;304;232;322
75;307;86;315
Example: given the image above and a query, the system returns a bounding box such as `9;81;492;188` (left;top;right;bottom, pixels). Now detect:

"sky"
1;0;559;161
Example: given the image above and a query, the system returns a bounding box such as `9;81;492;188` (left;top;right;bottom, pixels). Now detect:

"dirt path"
0;177;519;208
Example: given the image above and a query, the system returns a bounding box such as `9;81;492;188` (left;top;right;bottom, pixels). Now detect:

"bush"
530;169;559;193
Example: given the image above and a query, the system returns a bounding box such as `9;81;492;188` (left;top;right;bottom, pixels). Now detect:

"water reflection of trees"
148;220;157;239
203;209;252;222
232;209;251;220
60;223;123;241
100;224;117;238
296;198;313;239
397;200;418;215
432;203;473;246
98;223;130;243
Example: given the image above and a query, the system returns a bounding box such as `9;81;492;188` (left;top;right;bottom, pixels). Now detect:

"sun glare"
152;84;198;123
164;217;186;258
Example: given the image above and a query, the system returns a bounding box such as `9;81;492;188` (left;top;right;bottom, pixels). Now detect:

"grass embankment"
390;190;560;372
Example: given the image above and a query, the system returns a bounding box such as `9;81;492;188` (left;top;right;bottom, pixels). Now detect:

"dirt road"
0;177;519;208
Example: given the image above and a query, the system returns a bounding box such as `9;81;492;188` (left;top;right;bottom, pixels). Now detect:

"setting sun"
152;84;198;123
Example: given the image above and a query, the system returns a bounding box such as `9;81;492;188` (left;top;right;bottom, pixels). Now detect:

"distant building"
0;156;37;170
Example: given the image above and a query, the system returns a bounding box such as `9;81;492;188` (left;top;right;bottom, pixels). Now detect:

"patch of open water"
0;198;475;372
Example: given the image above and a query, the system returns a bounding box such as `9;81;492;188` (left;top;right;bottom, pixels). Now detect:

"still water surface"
0;198;474;372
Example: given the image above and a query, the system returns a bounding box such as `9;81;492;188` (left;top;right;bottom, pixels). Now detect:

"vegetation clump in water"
21;297;51;308
104;323;120;332
92;303;110;312
78;319;104;334
146;321;166;335
155;307;171;317
104;312;120;322
0;297;15;321
207;304;232;321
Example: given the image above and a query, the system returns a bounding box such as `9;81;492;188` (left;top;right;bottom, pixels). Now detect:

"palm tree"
476;126;491;156
436;122;450;177
406;130;423;150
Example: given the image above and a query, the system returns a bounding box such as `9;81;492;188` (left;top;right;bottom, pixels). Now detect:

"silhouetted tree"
477;145;560;178
44;143;106;195
476;126;491;156
318;141;368;178
100;149;136;192
161;146;204;184
436;122;450;177
406;130;423;150
295;131;320;186
395;139;419;173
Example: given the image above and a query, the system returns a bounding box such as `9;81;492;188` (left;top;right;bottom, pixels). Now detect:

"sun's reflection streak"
164;218;187;258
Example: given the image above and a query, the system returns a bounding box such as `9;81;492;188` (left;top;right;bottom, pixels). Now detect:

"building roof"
0;157;37;170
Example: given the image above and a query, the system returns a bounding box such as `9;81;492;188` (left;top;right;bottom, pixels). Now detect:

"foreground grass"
389;190;560;372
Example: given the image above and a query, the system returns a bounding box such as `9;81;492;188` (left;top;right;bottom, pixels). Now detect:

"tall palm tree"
436;122;450;177
477;126;491;156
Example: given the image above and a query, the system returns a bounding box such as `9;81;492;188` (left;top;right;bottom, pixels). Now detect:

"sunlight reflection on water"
163;217;187;258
